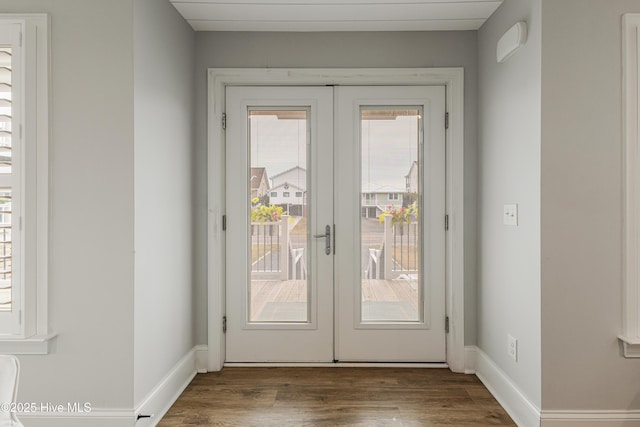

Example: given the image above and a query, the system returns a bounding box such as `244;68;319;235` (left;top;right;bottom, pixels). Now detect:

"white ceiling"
170;0;504;32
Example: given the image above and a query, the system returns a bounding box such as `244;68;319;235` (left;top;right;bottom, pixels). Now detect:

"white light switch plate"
503;204;518;226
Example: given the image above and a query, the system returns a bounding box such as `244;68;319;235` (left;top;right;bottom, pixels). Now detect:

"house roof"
361;184;405;193
250;167;269;189
406;161;418;178
270;166;306;179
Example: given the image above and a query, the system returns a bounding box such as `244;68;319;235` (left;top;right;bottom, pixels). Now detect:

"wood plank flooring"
158;368;515;426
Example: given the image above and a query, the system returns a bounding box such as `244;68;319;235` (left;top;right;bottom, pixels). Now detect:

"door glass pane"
360;108;422;322
248;109;309;323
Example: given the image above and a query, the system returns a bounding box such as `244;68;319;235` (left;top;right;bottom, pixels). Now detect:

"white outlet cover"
503;204;518;226
507;334;518;361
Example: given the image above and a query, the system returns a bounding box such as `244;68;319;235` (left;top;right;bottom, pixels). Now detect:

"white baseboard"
473;346;541;427
541;410;640;426
18;408;135;427
134;347;198;426
195;345;208;373
464;345;477;374
19;347;199;427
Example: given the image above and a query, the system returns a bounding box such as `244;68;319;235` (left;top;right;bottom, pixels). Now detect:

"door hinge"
222;113;227;130
222;214;227;231
445;214;449;231
445;316;449;333
445;112;449;129
222;316;227;334
18;31;22;48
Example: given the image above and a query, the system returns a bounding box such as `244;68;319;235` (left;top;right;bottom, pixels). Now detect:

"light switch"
503;204;518;226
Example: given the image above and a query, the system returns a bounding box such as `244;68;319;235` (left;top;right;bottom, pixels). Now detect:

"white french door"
225;85;446;363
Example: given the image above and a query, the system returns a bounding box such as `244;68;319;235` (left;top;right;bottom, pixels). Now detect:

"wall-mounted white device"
503;204;518;226
497;21;528;63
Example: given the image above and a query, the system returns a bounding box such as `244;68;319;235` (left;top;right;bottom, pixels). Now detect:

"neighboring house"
361;186;405;218
405;161;418;194
271;166;306;191
250;167;269;199
269;182;305;216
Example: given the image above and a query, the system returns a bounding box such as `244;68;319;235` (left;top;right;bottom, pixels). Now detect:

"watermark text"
0;402;92;413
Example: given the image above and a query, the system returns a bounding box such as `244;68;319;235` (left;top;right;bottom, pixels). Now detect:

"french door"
225;85;446;363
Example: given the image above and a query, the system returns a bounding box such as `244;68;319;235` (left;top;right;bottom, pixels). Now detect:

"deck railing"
250;216;306;280
365;215;419;280
251;214;418;282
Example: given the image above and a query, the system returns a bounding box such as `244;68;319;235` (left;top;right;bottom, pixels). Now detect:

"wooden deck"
250;280;307;321
250;279;419;321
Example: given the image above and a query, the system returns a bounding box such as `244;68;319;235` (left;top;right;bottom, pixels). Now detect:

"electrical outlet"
503;204;518;226
507;334;518;361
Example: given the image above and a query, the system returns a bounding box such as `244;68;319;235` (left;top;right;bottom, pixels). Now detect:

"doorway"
206;68;465;372
225;85;446;363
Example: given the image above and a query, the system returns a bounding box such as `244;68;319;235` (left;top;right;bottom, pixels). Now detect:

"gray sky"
250;114;419;192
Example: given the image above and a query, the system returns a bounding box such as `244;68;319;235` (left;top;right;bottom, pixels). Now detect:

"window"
295;191;302;197
270;191;277;197
0;15;50;353
388;193;399;201
622;13;640;358
283;192;290;197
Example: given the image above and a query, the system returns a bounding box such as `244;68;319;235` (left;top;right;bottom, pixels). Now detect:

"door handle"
313;225;331;255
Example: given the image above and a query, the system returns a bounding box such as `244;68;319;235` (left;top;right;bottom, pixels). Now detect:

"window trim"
0;14;53;354
621;13;640;357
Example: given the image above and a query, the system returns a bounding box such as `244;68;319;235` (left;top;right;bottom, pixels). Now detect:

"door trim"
207;68;465;372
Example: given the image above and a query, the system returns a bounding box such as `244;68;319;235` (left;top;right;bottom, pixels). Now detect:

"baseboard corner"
464;345;477;374
474;348;541;427
135;347;199;426
195;345;209;373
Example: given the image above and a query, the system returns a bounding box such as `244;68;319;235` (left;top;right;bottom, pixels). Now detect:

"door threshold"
224;362;449;368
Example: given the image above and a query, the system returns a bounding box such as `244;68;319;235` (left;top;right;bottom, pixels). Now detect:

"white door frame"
207;68;465;372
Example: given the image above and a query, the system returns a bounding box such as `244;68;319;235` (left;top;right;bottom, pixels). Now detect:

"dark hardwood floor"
158;367;515;426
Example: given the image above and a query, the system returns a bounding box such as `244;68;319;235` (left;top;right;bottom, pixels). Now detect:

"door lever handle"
313;225;331;255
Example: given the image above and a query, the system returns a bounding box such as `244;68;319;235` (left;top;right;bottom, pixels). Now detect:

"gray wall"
193;31;480;346
0;0;136;409
133;0;195;406
540;0;640;412
478;0;542;408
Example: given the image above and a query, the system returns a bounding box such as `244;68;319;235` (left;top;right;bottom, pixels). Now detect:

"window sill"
0;333;57;355
619;335;640;358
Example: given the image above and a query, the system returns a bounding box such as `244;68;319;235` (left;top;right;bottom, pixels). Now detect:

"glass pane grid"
360;107;422;323
248;108;310;323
